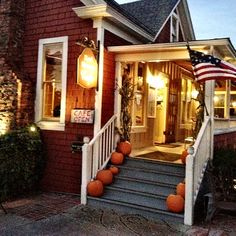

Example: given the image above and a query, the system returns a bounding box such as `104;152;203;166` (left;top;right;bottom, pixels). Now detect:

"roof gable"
120;0;179;36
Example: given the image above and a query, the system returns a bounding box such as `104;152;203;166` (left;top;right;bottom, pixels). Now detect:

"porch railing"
81;115;118;204
184;116;212;225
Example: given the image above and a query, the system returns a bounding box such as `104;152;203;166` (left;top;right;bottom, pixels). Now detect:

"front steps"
87;157;185;223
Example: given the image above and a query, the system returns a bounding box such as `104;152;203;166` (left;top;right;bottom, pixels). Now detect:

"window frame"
35;36;68;131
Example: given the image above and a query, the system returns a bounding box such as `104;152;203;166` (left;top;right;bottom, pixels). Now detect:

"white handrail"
184;116;212;225
81;115;118;204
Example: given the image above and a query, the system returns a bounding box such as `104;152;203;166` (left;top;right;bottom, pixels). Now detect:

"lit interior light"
232;101;236;107
214;96;219;103
147;75;165;89
191;90;199;99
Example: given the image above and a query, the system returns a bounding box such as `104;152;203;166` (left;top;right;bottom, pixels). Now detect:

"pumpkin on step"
111;151;124;165
87;180;104;197
166;194;184;213
96;169;113;185
109;166;119;175
176;182;185;199
117;141;132;156
181;149;188;164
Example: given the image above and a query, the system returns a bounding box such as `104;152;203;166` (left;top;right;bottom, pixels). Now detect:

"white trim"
73;4;154;43
170;13;179;42
93;18;141;44
108;39;236;62
154;0;181;42
35;36;68;131
114;62;122;128
94;19;104;135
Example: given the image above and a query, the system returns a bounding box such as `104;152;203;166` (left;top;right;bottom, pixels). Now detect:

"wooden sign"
71;109;95;124
77;48;98;88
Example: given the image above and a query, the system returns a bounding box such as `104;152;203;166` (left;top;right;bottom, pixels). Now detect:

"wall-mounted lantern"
76;37;99;89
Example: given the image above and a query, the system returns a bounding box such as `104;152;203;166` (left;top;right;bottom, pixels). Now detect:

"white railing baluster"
80;115;117;204
184;117;212;225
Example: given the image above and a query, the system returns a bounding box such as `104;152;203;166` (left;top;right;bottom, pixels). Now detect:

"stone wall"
0;0;33;130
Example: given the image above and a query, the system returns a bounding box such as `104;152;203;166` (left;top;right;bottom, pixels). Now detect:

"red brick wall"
214;132;236;149
23;0;97;193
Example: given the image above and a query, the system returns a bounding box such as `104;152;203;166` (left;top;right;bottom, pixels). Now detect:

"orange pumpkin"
111;152;124;165
87;180;104;197
109;166;119;175
176;182;185;199
96;169;113;185
166;194;185;213
181;149;188;164
117;141;132;156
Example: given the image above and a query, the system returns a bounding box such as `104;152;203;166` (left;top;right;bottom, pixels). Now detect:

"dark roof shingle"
121;0;179;35
103;0;179;37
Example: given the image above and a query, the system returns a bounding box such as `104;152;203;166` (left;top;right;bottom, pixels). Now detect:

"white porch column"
94;18;105;135
114;61;122;128
184;147;194;225
204;80;215;159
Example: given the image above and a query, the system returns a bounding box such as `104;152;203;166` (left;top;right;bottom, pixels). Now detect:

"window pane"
230;81;236;118
43;43;62;119
214;81;226;118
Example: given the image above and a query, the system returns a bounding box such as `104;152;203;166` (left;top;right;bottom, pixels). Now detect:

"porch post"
114;61;122;128
94;19;105;135
81;137;91;205
184;148;194;225
204;80;215;160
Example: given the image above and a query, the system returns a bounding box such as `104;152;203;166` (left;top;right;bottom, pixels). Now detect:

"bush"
213;147;236;200
0;124;46;202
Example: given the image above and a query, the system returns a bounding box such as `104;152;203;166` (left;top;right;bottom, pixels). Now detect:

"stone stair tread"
118;165;185;177
87;196;184;219
89;157;185;223
105;185;167;199
114;175;177;188
126;157;184;168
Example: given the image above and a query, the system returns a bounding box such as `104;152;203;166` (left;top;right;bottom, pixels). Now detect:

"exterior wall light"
76;37;99;89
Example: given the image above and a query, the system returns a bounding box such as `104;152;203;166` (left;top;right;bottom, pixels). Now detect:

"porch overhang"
108;38;236;64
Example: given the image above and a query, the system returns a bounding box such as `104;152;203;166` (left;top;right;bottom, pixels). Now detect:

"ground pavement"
0;192;235;235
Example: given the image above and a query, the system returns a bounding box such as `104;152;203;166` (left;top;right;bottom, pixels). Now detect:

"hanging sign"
77;48;98;88
71;109;95;124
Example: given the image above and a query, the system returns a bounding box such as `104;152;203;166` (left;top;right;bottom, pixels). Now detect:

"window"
35;36;68;130
229;81;236;118
180;77;195;123
171;14;179;42
214;81;227;118
133;62;146;127
121;62;146;133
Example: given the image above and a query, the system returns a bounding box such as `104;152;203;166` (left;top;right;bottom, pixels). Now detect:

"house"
0;0;236;225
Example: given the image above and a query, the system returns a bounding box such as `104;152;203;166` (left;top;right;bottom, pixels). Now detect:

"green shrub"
213;147;236;200
0;124;46;202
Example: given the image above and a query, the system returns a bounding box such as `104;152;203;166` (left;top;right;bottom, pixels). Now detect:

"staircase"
87;157;185;223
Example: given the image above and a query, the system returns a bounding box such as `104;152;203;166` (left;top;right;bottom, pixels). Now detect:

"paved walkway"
0;192;235;235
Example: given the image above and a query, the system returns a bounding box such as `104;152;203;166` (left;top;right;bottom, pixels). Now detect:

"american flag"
188;46;236;82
